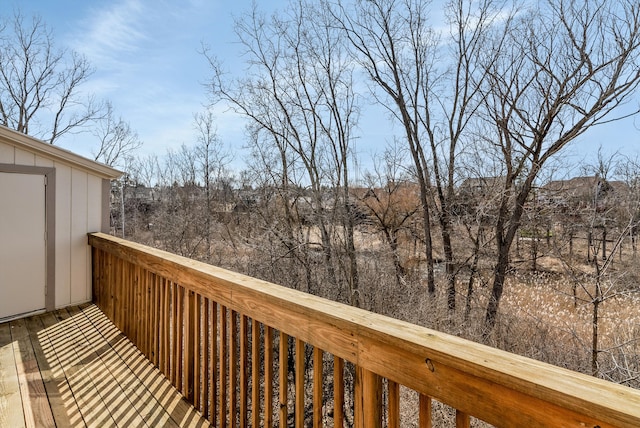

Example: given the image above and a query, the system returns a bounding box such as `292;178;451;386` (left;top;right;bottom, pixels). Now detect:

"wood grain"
313;346;323;428
0;321;27;428
10;318;55;428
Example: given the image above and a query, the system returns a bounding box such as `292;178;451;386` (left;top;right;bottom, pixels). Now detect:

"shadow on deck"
0;303;210;428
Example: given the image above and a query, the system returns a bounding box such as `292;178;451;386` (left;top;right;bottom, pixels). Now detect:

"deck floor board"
0;304;210;428
0;321;25;428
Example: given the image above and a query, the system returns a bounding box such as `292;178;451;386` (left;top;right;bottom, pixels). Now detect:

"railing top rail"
89;232;640;428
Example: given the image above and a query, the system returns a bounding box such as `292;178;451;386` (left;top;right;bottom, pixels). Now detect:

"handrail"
88;232;640;427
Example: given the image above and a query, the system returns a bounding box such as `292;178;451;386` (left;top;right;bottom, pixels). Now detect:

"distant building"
540;175;629;212
455;176;507;217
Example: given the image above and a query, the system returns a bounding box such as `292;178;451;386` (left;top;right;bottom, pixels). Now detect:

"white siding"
87;175;103;301
55;163;72;308
70;168;89;304
15;147;35;165
0;142;13;163
35;155;54;168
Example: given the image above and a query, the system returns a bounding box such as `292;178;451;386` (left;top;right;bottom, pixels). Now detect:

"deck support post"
355;366;382;428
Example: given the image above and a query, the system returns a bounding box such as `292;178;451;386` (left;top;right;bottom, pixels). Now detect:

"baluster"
388;380;400;428
251;319;260;427
419;394;432;428
295;338;305;428
171;282;180;387
313;347;323;428
200;297;209;416
265;326;274;426
209;301;217;424
151;272;159;366
456;410;470;428
183;289;193;400
240;315;248;427
279;332;289;428
159;278;168;377
230;311;238;428
219;305;228;428
192;293;201;407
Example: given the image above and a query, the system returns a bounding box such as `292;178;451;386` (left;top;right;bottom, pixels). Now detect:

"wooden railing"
88;233;640;427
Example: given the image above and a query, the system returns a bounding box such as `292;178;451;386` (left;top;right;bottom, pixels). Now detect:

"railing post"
355;366;382;428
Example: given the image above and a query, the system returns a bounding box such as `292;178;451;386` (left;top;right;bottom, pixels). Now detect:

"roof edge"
0;125;123;179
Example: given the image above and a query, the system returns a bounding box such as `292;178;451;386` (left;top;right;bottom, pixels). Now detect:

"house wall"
0;139;111;309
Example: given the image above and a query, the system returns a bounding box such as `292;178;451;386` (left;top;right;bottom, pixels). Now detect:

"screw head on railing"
425;358;435;372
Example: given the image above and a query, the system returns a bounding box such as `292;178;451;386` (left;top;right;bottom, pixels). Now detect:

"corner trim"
102;179;111;233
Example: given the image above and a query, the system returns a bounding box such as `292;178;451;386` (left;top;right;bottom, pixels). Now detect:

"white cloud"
71;0;148;68
54;0;283;164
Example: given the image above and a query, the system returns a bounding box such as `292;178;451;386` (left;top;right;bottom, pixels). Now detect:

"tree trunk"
484;245;509;333
591;286;600;377
465;233;481;321
384;230;406;287
343;191;361;307
423;208;436;296
439;214;456;310
484;173;533;335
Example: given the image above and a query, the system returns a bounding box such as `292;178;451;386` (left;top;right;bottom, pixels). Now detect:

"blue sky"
12;0;289;166
7;0;640;178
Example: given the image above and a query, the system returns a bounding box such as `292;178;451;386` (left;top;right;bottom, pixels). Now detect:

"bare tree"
92;102;142;168
129;154;161;190
0;11;103;144
480;0;640;332
556;172;640;380
193;109;231;263
333;0;437;297
358;145;420;286
334;0;507;308
205;0;362;306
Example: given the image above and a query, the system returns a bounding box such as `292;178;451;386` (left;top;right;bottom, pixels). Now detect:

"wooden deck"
0;303;210;428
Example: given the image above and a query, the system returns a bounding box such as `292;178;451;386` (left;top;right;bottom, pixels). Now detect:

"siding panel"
15;148;35;166
70;169;89;304
86;175;103;301
0;142;14;163
35;155;54;168
55;164;72;308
